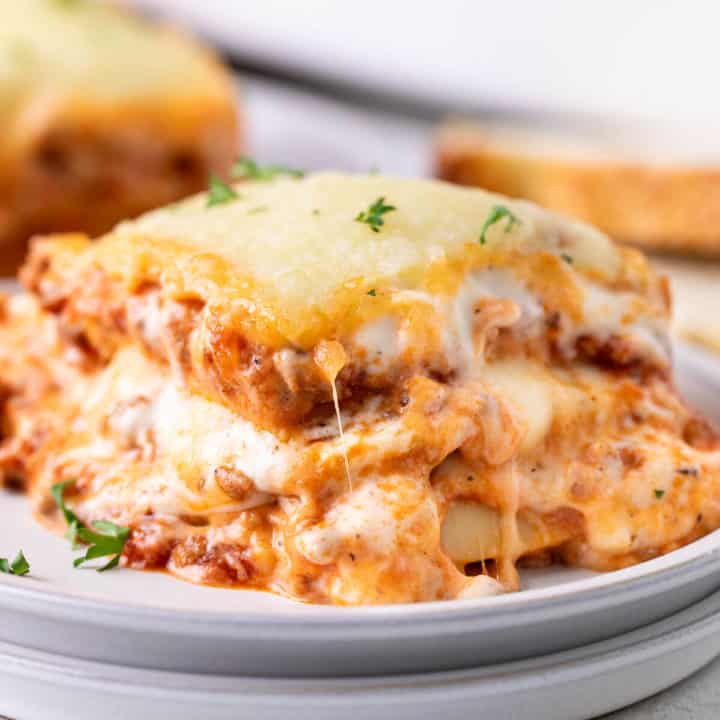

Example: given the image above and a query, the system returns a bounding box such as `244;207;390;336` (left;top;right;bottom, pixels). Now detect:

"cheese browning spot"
313;340;352;491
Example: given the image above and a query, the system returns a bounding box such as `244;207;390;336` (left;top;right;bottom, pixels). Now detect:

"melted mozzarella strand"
497;462;522;590
313;340;353;492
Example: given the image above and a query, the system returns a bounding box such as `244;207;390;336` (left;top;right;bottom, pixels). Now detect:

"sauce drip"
313;340;352;491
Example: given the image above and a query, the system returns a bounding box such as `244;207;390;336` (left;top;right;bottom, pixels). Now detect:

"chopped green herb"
0;551;29;576
368;166;380;175
232;157;304;181
73;521;130;572
247;205;268;215
312;209;321;216
355;197;396;233
561;253;574;264
206;175;239;208
654;489;665;499
52;479;81;547
479;205;520;245
367;289;377;296
52;481;129;572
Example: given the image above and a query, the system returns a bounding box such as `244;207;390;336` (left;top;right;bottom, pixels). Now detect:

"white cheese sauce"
352;316;400;373
446;268;542;371
568;275;670;363
295;481;399;564
151;383;294;497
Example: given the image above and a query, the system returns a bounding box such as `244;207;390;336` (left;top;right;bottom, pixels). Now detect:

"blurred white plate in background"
133;0;720;140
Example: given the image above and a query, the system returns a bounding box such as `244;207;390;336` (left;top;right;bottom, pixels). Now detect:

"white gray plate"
4;581;720;720
0;344;719;677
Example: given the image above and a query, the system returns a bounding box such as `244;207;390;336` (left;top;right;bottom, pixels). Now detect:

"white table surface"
1;655;718;719
602;656;720;718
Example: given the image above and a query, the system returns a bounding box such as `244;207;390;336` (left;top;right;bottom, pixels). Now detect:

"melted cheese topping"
480;362;554;452
73;173;653;348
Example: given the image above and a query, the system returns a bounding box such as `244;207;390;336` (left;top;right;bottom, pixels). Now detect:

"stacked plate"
1;345;720;719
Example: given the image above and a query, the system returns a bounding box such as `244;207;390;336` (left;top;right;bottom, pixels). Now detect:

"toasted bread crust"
435;123;720;255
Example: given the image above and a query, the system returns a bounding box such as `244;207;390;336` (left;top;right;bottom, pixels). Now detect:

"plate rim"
1;525;719;634
3;579;720;693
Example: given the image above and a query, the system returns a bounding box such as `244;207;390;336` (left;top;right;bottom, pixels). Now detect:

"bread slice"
435;121;720;254
0;0;241;274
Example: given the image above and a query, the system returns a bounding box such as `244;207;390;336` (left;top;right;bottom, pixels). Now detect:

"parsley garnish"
52;481;129;572
367;289;377;296
52;480;81;546
479;205;520;245
206;175;239;208
355;197;396;233
654;489;665;499
0;551;29;576
561;253;574;264
232;157;304;181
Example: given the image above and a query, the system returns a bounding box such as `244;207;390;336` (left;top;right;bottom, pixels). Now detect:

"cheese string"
313;340;353;492
498;460;521;590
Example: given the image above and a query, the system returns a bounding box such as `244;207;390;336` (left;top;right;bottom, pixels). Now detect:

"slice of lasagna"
1;172;718;605
0;0;239;272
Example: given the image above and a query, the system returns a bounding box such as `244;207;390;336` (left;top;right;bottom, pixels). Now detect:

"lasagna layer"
0;0;239;268
1;173;718;605
23;173;669;431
